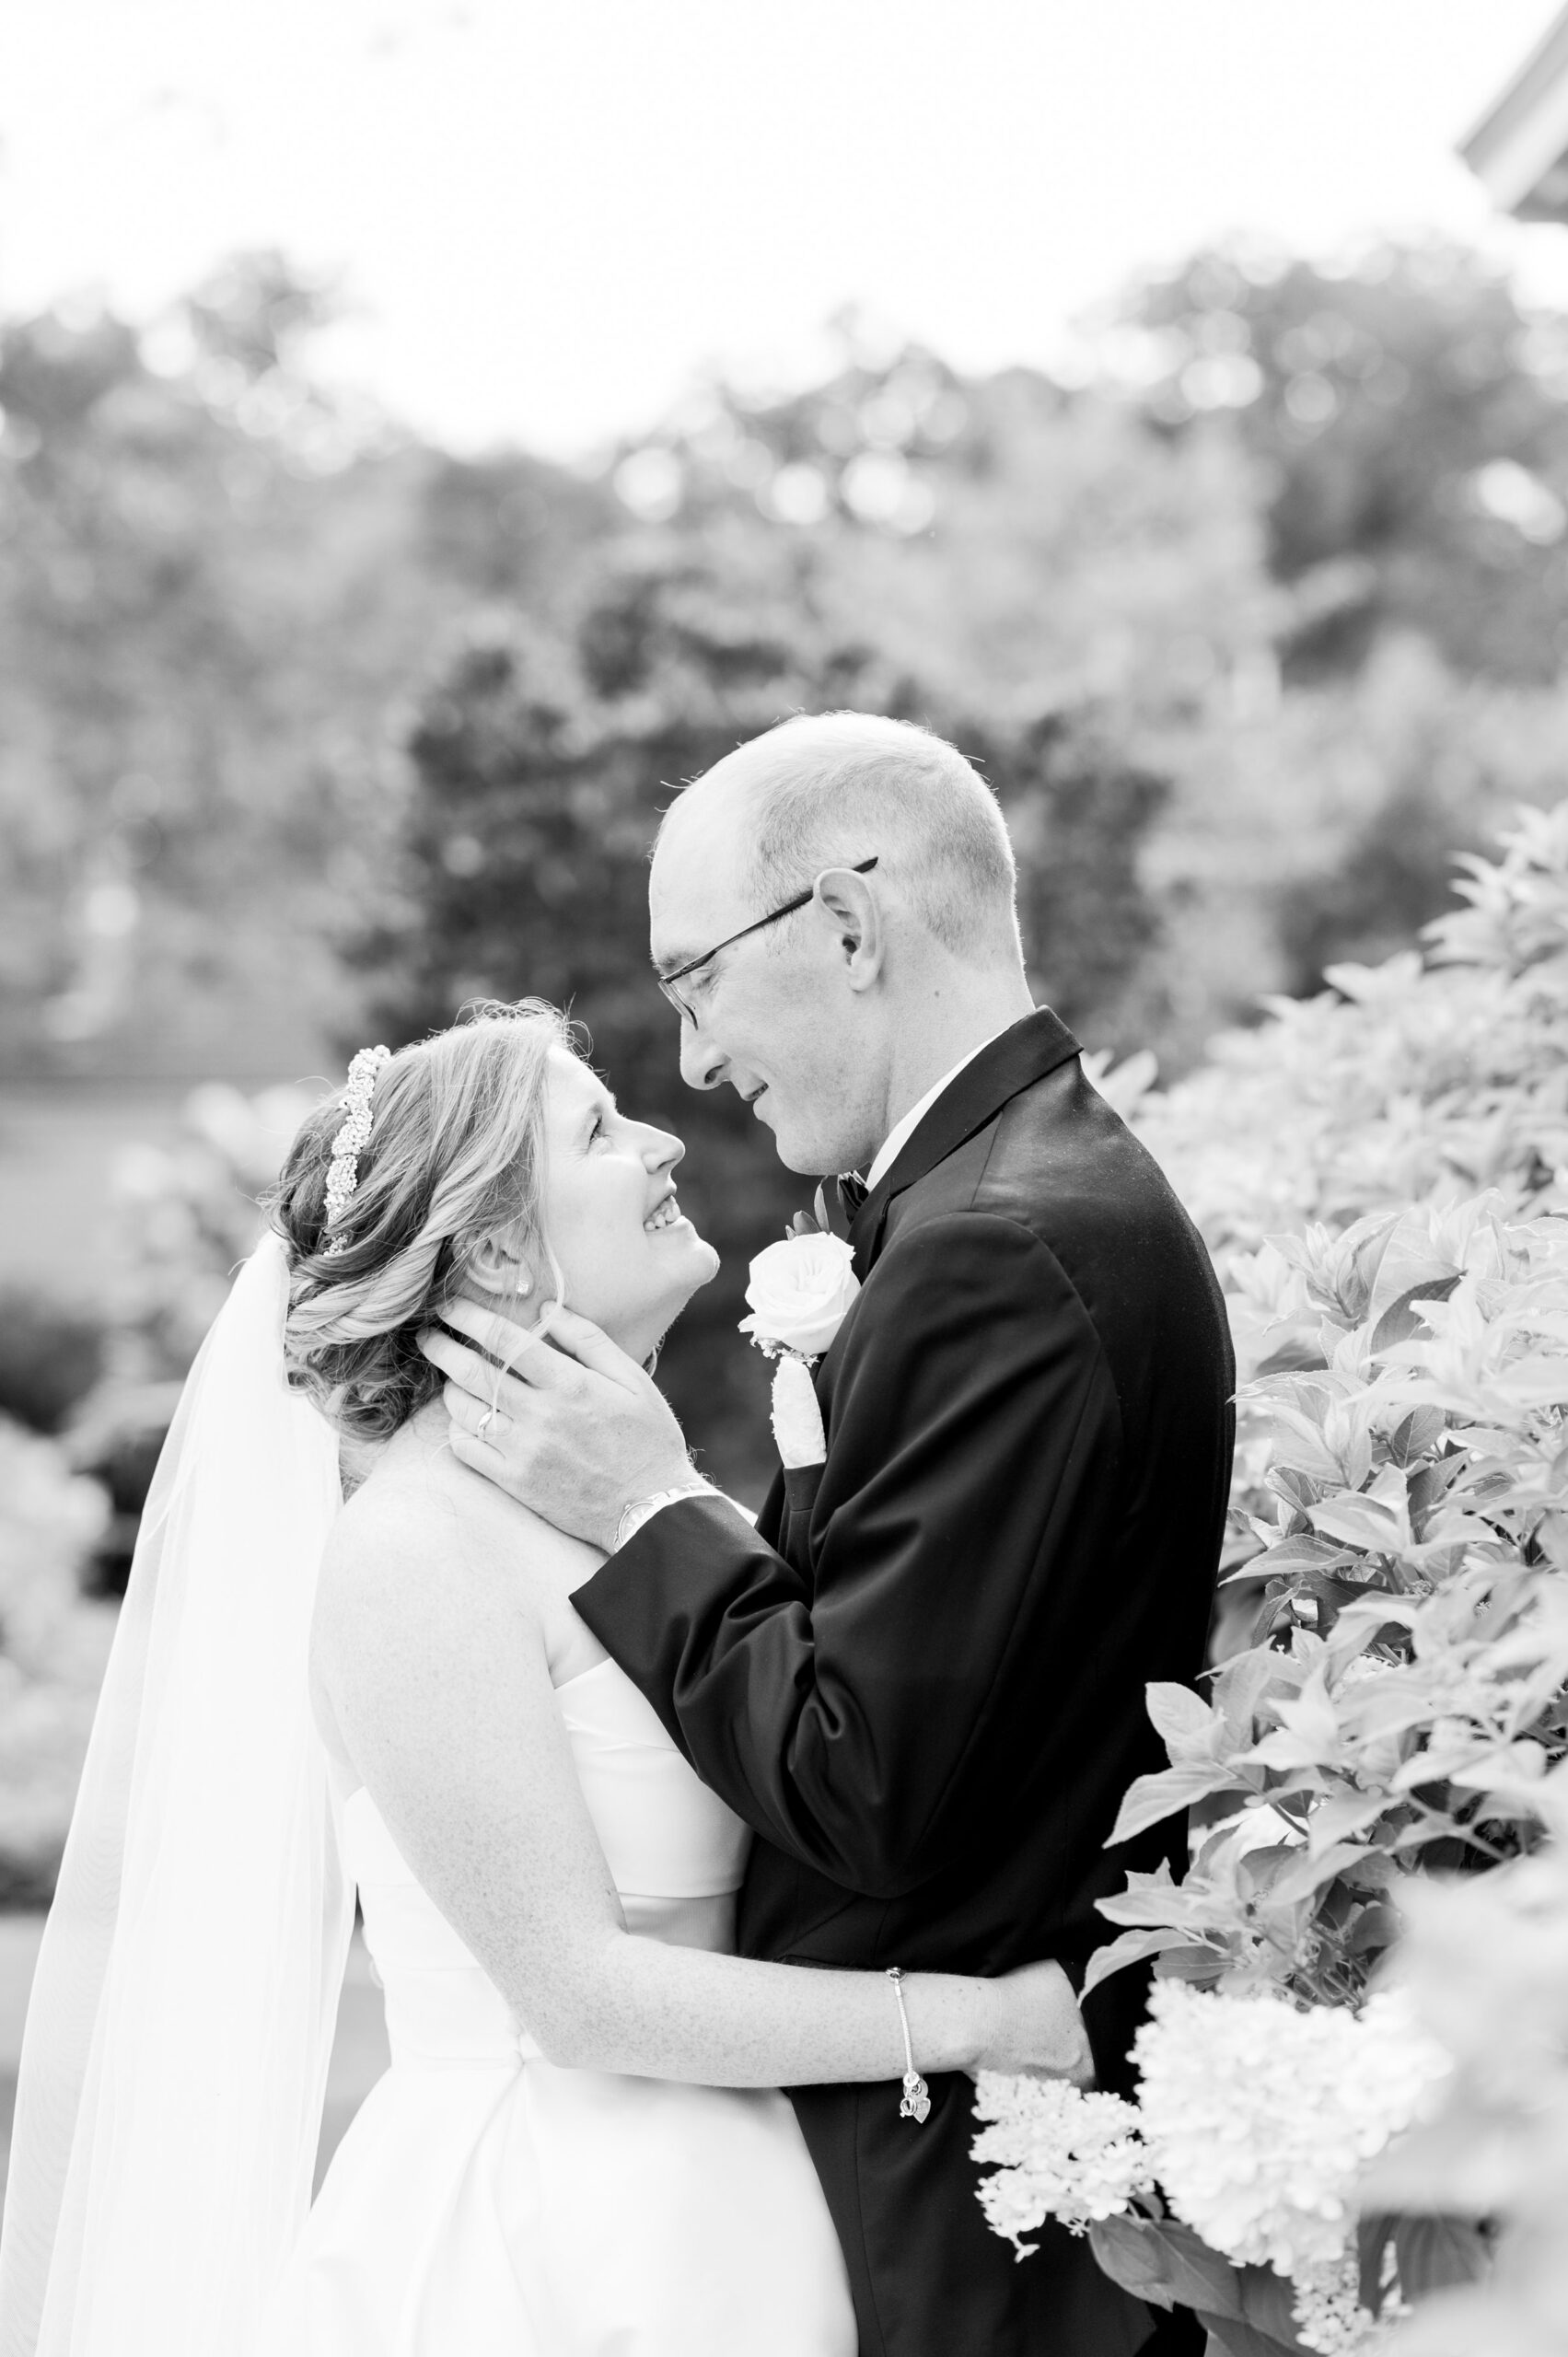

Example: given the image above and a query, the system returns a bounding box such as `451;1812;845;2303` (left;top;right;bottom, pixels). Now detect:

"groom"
426;713;1234;2355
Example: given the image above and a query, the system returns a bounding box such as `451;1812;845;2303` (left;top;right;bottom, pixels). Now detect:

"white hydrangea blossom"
970;2073;1154;2255
1132;1982;1450;2279
972;1984;1450;2340
1290;2247;1404;2357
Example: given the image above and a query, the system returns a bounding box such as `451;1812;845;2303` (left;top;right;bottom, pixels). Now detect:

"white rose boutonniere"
738;1225;861;1469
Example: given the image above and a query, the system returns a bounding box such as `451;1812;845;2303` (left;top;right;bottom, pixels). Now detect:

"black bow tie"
812;1172;868;1239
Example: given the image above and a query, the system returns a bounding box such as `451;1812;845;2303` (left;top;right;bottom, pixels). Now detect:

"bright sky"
3;0;1566;456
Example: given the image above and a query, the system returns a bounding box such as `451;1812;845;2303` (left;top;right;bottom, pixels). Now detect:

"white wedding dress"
255;1655;858;2356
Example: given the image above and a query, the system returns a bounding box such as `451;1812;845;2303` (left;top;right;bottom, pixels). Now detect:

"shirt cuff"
613;1482;715;1552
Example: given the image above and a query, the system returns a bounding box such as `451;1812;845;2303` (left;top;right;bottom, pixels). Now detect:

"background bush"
0;1420;114;1904
1084;807;1568;2026
6;238;1568;1098
0;1293;103;1436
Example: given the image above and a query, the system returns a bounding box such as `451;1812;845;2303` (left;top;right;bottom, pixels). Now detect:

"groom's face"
649;795;884;1178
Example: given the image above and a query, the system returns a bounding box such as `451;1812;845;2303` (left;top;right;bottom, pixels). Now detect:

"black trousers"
789;2073;1170;2357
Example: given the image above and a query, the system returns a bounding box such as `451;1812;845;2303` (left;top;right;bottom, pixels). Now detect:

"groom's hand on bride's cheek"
417;1300;696;1556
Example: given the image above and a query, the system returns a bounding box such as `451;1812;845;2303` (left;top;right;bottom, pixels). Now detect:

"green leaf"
1357;2213;1398;2312
1386;1406;1448;1468
1391;2214;1492;2298
1096;1861;1182;1924
1246;1533;1355;1579
1195;2317;1303;2357
1266;1839;1370;1905
1098;1881;1214;1933
1263;1401;1355;1487
1213;1646;1290;1743
1308;1493;1407;1553
1108;1761;1244;1845
1306;1792;1388;1852
1153;1945;1236;1987
1082;1925;1201;1996
1249;1666;1343;1771
1232;1840;1299;1898
1346;1901;1402;1955
1087;2215;1245;2317
1236;2262;1312;2341
1144;1681;1221;1761
1370;1274;1462;1354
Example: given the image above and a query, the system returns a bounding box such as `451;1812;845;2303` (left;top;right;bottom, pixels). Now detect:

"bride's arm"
315;1489;1087;2089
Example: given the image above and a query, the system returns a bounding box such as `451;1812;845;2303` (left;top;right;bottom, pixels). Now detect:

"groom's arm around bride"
428;714;1235;2357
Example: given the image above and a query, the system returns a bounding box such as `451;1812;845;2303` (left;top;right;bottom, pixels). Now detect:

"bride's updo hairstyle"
270;998;574;1443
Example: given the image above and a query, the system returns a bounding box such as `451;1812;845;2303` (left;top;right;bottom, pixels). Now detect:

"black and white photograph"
4;5;1568;2351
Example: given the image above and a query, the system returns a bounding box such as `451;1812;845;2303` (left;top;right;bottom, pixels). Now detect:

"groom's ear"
813;866;883;992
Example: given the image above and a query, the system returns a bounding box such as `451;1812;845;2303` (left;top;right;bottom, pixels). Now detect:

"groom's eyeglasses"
656;856;879;1024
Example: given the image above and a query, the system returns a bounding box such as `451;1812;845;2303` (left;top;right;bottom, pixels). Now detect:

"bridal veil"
0;1232;354;2356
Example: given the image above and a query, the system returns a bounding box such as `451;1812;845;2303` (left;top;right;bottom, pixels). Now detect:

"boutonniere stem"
738;1220;862;1471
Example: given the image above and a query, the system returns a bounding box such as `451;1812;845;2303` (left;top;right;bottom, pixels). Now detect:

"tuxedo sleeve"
573;1213;1123;1897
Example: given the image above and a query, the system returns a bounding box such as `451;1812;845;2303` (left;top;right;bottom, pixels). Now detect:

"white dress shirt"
865;1022;1018;1191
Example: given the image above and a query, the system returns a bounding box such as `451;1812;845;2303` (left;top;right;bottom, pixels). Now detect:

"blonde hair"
269;999;575;1443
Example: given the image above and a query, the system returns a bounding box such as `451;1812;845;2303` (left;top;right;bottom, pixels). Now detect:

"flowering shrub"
1132;1984;1448;2282
1362;1779;1568;2355
103;1081;318;1386
974;1983;1452;2354
972;2077;1152;2244
973;811;1568;2349
1124;801;1568;1260
64;1080;321;1598
1087;1198;1568;2010
0;1419;115;1902
1084;808;1568;2012
0;1084;317;1901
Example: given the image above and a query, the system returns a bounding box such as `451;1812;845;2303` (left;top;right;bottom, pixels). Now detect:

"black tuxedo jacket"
576;1009;1234;2357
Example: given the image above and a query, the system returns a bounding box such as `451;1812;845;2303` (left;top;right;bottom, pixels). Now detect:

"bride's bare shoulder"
315;1409;600;1651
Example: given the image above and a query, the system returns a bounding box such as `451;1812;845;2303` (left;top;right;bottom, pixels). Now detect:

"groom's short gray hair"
696;713;1020;965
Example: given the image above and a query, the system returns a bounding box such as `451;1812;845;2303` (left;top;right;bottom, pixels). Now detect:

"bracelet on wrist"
886;1968;931;2124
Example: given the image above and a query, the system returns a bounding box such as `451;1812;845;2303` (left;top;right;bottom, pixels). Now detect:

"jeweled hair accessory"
321;1044;391;1254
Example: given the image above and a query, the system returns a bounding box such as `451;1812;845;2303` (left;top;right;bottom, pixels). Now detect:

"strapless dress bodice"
342;1655;751;2066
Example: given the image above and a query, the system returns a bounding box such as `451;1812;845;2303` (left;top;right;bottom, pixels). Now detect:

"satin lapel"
847;1005;1081;1279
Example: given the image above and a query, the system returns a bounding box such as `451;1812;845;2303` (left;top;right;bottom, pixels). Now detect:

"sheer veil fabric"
0;1233;354;2357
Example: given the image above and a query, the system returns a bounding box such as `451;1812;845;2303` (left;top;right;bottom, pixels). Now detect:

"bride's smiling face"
528;1048;718;1361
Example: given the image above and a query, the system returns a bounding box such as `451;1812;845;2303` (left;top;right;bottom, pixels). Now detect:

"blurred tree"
420;451;618;603
351;552;885;1492
981;709;1169;1040
1118;240;1568;683
0;255;617;1079
610;330;1280;727
0;1291;104;1434
8;238;1567;1310
181;247;342;386
352;542;1172;1491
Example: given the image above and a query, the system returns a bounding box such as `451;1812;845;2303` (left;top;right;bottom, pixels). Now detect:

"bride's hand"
420;1299;696;1556
971;1958;1095;2086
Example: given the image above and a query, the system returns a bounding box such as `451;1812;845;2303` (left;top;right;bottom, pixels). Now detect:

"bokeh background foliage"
6;233;1568;1904
10;236;1568;1095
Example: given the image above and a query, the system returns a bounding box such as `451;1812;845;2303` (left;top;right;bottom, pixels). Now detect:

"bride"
0;1000;1086;2357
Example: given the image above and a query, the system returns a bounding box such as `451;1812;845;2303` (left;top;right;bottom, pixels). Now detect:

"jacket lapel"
772;1008;1081;1570
847;1005;1080;1279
